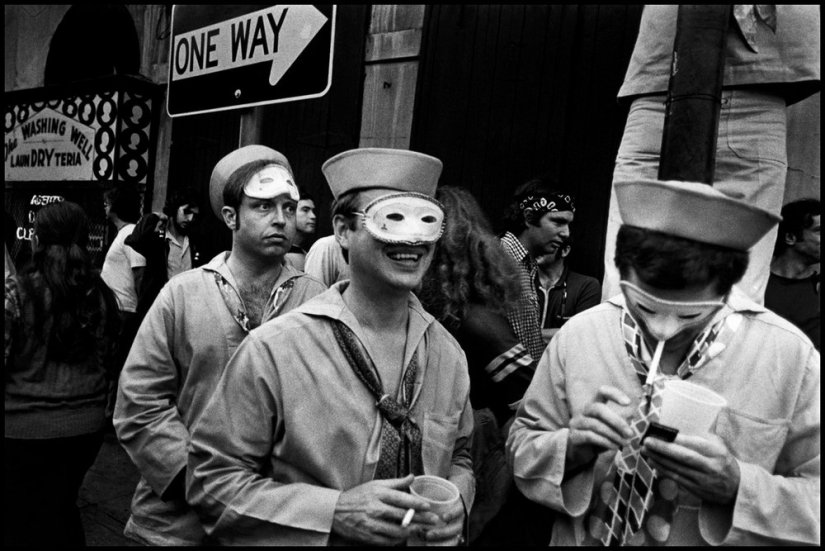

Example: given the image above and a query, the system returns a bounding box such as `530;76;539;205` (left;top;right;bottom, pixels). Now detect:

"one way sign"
167;5;335;117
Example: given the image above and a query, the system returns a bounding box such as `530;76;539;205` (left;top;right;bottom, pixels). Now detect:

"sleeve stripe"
485;345;534;383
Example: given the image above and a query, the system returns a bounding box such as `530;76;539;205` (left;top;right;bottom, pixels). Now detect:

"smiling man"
507;178;820;546
187;148;475;546
501;177;576;362
114;145;326;546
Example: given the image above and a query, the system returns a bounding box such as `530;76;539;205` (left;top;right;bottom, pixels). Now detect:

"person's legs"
4;431;104;547
603;90;787;304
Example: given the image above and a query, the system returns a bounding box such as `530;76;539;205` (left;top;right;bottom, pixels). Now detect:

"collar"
202;251;304;291
296;280;436;369
501;231;533;265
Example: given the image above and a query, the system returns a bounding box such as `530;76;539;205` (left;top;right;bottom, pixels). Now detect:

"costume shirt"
101;223;146;313
507;287;820;546
113;252;326;546
187;282;475;545
304;234;350;286
619;5;820;105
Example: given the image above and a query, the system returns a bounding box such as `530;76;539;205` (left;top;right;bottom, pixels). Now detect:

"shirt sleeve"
701;347;821;545
448;358;476;513
506;334;596;517
456;306;535;411
187;333;341;543
113;285;189;498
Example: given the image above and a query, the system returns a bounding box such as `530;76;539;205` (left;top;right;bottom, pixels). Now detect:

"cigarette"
401;508;415;528
645;340;666;386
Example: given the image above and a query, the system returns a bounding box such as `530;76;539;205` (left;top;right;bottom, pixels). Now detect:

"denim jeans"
602;89;788;304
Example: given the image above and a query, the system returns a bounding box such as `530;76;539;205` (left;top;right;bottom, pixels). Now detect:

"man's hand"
642;433;740;505
332;475;439;546
414;495;465;545
152;212;168;233
566;386;635;471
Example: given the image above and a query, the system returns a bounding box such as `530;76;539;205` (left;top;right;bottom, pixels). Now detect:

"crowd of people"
4;5;820;548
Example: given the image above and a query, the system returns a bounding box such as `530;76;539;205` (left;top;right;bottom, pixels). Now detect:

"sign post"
167;5;336;117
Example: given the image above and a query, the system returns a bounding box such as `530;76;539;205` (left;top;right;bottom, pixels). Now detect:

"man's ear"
221;206;238;230
523;208;535;226
784;231;797;247
332;214;352;251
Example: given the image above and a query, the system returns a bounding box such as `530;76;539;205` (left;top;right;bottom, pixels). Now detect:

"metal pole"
658;5;731;184
238;106;265;147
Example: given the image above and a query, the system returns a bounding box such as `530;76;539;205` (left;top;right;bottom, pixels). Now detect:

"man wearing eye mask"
188;148;474;545
508;178;820;545
114;146;326;545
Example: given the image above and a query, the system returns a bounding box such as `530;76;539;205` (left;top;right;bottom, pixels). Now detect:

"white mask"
355;192;445;245
620;281;724;342
244;165;299;202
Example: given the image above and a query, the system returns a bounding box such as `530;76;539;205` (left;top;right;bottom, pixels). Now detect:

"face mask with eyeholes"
620;281;725;342
354;192;445;246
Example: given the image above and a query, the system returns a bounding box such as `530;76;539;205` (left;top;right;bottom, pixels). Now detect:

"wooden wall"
411;5;644;281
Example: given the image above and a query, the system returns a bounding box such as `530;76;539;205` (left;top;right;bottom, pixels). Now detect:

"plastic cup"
658;380;727;436
407;475;461;547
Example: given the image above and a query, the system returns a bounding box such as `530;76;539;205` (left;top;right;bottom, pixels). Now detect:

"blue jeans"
602;89;787;304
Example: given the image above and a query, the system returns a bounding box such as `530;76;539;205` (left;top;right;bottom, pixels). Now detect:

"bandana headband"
518;193;575;215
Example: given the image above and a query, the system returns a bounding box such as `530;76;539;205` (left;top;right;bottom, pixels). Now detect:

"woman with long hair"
5;200;120;546
418;186;542;544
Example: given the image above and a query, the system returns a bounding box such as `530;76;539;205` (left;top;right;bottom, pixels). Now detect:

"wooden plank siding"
167;5;370;257
412;5;643;282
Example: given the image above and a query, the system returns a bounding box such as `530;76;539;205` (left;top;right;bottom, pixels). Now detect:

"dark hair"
330;190;365;263
222;160;293;229
419;187;521;328
615;225;748;296
104;185;142;223
501;173;566;235
774;198;821;256
18;201;119;362
297;186;316;203
163;187;201;218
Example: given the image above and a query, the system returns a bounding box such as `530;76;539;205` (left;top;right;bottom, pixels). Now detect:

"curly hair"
17;201;119;362
419;186;521;329
615;225;749;296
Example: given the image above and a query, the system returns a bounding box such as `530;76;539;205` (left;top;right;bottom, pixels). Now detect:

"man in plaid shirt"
500;177;576;363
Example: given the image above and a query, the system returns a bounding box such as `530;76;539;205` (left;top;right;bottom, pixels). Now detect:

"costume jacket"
187;281;475;545
114;252;326;545
507;287;820;545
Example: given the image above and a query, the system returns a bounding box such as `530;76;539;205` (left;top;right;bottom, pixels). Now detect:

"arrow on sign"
171;5;328;87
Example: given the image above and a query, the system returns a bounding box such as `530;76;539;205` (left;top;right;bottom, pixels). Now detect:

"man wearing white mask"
187;148;474;545
508;178;820;545
114;146;326;545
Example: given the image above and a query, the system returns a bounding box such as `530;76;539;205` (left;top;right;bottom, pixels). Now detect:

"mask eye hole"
386;213;404;222
421;215;437;224
678;313;702;319
638;304;655;314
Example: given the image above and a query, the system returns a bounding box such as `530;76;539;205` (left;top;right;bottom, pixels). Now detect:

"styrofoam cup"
658;380;727;436
407;475;461;546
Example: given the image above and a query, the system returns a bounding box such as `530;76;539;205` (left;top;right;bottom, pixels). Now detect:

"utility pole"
658;5;731;184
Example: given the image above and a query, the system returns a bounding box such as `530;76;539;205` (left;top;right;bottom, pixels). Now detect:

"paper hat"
209;145;293;219
615;178;781;251
322;148;443;199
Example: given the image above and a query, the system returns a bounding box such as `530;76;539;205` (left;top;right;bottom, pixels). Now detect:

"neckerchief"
212;271;295;332
585;308;742;545
332;321;423;479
